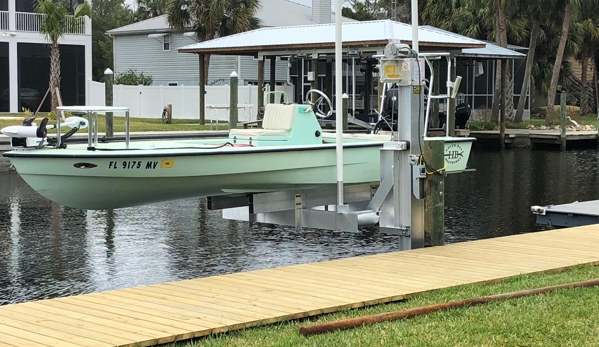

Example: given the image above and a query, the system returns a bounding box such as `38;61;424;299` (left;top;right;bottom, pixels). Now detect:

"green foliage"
91;0;134;81
135;0;167;21
342;0;409;21
467;122;497;131
114;69;154;86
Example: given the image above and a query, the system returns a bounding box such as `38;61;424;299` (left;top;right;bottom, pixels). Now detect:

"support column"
325;58;333;113
269;56;276;103
448;57;456;136
500;59;507;149
311;57;318;102
297;58;304;103
365;62;372;115
84;30;92;107
257;56;265;118
199;54;206;125
9;40;18;113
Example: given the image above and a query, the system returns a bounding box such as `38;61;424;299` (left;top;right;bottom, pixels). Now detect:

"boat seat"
229;103;323;145
230;104;295;137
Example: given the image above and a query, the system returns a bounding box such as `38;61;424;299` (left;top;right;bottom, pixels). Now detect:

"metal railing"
14;12;86;34
0;11;8;30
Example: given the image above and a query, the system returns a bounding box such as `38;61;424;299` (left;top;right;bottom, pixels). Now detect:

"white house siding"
114;34;291;86
114;34;199;85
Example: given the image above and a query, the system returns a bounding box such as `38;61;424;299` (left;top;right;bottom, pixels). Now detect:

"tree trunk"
49;40;61;111
580;48;591;115
546;3;572;126
515;19;540;123
491;6;508;123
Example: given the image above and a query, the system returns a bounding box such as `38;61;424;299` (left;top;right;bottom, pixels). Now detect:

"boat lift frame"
208;44;447;250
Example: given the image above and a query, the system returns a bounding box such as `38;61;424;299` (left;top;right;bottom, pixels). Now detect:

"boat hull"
7;141;383;210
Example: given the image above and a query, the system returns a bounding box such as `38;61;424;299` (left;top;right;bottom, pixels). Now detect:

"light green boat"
2;99;473;210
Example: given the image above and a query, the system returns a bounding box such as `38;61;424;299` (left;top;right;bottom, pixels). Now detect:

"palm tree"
37;0;91;111
545;0;581;126
165;0;261;106
136;0;166;20
514;0;552;122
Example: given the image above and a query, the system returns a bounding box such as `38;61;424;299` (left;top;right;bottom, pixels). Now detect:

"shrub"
114;69;154;86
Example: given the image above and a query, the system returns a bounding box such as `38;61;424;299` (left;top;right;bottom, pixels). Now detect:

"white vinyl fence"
88;80;294;122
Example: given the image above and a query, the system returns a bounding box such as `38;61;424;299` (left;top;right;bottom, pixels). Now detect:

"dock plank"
1;225;599;347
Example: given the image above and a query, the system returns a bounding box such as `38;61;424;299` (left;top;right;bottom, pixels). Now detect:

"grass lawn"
164;264;599;347
0;113;220;132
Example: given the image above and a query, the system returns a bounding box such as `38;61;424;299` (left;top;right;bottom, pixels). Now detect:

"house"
106;0;354;87
0;0;92;113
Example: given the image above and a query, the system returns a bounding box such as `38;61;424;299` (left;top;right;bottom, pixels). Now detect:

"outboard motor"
455;103;471;129
1;116;88;149
1;117;48;148
438;103;471;130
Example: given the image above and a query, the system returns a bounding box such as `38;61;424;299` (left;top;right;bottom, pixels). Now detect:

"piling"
424;138;445;246
229;71;239;130
199;54;206;125
560;91;566;151
104;68;114;138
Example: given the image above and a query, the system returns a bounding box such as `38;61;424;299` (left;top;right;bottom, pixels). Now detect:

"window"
163;35;170;51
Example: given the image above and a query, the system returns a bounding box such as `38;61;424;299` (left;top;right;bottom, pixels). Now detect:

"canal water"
1;148;598;305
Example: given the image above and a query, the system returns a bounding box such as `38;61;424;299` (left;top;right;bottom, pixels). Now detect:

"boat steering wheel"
305;89;333;118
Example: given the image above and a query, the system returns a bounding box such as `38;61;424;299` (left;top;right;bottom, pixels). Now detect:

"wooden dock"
469;129;598;147
1;225;599;347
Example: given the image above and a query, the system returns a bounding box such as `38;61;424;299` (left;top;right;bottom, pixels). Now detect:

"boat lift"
208;42;473;250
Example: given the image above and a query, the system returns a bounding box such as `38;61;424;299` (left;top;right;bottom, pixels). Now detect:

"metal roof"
460;44;527;59
107;0;353;36
421;26;526;59
178;20;486;56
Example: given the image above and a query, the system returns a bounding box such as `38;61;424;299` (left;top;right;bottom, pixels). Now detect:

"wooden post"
500;59;507;149
342;93;349;130
448;58;456;136
104;68;114;138
424;138;445;247
560;91;567;150
270;56;276;104
199;54;206;125
229;71;238;130
257;56;265;118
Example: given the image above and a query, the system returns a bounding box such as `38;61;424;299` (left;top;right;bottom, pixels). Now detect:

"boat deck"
533;200;599;227
1;225;599;347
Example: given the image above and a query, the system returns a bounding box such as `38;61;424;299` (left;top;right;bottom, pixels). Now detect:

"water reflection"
1;148;598;305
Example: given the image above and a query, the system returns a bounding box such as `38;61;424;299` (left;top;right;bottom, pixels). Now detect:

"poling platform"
532;200;599;227
1;225;599;347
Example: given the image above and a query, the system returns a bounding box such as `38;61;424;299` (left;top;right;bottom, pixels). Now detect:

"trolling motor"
1;116;88;149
